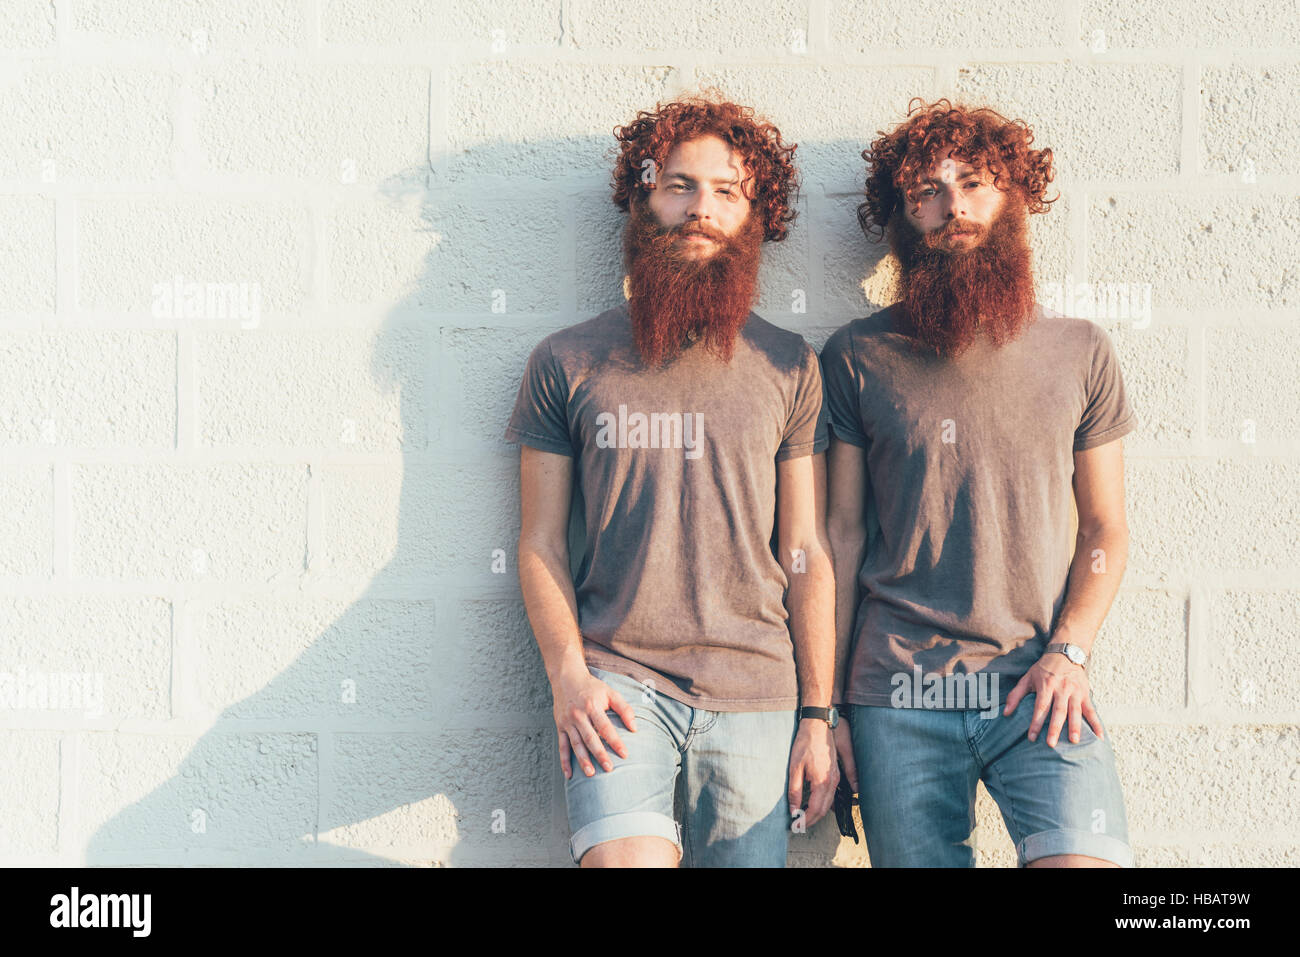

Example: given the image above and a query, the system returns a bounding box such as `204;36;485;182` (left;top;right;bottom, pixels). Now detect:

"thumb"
1004;672;1030;715
837;737;859;793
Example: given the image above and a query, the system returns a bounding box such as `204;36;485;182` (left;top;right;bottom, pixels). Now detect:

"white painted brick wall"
0;0;1295;867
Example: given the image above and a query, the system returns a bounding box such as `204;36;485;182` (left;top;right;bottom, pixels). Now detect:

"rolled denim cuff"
569;811;682;864
1019;827;1135;868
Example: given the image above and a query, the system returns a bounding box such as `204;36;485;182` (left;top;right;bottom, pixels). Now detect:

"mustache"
666;220;727;242
930;220;984;243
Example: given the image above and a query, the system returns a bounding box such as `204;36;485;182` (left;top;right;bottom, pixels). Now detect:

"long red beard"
623;197;764;367
887;193;1037;358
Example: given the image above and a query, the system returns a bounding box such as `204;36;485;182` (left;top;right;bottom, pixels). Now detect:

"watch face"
1067;646;1086;664
828;706;839;729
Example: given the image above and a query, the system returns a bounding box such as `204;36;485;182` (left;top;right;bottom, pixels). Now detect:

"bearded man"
820;99;1137;867
505;93;838;868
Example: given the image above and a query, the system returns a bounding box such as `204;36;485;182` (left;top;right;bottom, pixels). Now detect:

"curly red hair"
858;97;1056;241
611;90;798;242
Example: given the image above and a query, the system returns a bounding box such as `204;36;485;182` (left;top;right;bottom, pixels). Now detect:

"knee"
580;835;681;868
1026;853;1119;868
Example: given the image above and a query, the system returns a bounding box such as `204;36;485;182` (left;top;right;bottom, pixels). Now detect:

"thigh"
977;692;1133;868
563;667;686;865
851;704;981;867
678;707;799;868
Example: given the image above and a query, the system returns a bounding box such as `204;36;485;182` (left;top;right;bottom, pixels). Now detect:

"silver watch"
1045;642;1088;668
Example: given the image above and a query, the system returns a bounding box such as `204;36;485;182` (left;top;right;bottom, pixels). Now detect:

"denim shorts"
563;666;799;867
850;691;1133;867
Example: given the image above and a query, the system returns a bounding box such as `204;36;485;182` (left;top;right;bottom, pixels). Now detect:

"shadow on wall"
83;133;889;868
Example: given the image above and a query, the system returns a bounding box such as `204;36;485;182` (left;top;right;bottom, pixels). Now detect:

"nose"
939;185;966;220
684;188;716;223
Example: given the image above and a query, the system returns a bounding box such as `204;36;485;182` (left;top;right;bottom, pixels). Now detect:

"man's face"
646;134;754;259
886;145;1037;358
903;149;1007;253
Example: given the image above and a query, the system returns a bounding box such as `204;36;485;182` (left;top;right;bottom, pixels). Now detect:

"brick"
196;63;427;183
1205;590;1300;714
442;63;673;181
1088;193;1300;310
79;732;318;854
0;331;175;449
573;0;803;54
72;464;308;583
0;67;173;184
318;462;518;584
0;596;170;720
0;731;59;855
0;466;51;577
190;599;437;719
323;730;552;850
196;326;426;450
0;196;55;313
1202;66;1300;177
78;199;308;315
832;0;1065;50
1207;326;1300;443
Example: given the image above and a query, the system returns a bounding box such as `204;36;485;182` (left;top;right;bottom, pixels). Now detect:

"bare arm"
779;452;836;709
824;436;869;790
778;451;839;825
1055;437;1131;657
1004;436;1130;747
825;437;869;706
517;445;637;778
517;445;585;680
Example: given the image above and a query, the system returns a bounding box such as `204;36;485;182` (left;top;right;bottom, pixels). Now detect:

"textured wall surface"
1;1;1296;867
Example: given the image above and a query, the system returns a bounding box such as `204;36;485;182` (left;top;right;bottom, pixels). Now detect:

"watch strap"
799;706;838;727
1045;642;1088;666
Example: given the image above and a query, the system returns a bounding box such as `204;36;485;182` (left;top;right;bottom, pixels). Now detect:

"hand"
788;718;839;826
833;720;858;793
1003;653;1104;748
551;666;638;779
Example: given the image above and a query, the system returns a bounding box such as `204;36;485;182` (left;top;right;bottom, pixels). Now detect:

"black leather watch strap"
799;706;839;728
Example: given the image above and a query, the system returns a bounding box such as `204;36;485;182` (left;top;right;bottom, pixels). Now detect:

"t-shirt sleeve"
503;336;576;456
818;325;868;448
1074;324;1136;451
776;341;830;461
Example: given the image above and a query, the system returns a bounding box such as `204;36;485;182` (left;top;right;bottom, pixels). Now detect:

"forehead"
660;135;749;183
911;148;984;181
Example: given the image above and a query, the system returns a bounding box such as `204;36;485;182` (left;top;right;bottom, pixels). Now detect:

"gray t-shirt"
819;304;1136;708
505;302;829;711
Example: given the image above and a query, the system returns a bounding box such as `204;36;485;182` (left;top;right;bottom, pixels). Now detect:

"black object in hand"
832;774;859;844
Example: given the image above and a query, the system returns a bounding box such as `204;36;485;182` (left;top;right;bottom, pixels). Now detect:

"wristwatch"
799;705;839;729
1045;642;1088;668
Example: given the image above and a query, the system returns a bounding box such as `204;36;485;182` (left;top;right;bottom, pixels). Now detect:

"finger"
557;727;572;779
1028;690;1052;741
606;688;638;734
787;758;806;816
590;707;628;760
575;714;614;772
1068;697;1083;744
567;726;596;777
1004;674;1030;715
836;736;859;793
1044;693;1069;748
1081;695;1105;740
808;769;838;825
